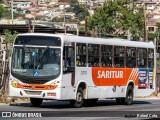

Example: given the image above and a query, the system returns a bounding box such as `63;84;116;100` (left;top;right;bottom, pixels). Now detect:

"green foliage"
148;33;157;42
52;17;64;22
156;22;160;32
0;4;12;19
3;29;18;45
157;59;160;65
88;0;144;40
155;23;160;53
0;4;5;18
0;4;24;19
59;0;89;21
65;7;74;12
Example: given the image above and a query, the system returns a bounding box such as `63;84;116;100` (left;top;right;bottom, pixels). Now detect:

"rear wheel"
124;85;133;105
30;98;43;107
70;87;84;108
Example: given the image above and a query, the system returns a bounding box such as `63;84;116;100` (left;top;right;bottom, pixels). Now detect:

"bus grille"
24;90;42;95
20;79;49;84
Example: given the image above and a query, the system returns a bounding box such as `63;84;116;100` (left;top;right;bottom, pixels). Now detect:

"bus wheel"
116;98;125;105
30;98;43;107
70;87;84;108
124;85;133;105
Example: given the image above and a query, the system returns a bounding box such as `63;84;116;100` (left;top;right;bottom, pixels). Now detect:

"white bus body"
9;33;156;107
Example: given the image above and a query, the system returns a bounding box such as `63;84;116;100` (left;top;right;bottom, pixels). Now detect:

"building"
54;2;70;10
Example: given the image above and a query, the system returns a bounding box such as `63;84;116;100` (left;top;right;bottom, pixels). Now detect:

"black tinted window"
137;48;147;68
15;36;61;46
126;47;136;68
114;46;125;67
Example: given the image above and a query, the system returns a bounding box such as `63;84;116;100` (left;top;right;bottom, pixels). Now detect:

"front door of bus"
61;43;75;99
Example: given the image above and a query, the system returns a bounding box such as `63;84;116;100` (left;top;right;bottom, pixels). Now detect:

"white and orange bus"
9;33;156;108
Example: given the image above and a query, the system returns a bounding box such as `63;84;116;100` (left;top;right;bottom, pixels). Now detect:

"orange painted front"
16;83;58;90
92;67;138;86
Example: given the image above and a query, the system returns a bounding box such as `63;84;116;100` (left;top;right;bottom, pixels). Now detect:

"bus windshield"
11;46;61;80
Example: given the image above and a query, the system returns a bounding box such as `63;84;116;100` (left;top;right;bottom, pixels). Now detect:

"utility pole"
28;19;31;33
85;17;88;36
98;26;101;38
129;0;133;10
92;26;98;37
144;2;148;42
32;0;37;33
11;0;14;24
63;9;66;34
157;33;159;53
77;24;79;36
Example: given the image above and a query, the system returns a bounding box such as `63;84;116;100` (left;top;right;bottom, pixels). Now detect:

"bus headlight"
11;81;22;88
50;81;59;90
11;81;17;88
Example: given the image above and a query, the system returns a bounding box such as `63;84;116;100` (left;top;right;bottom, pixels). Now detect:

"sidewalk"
134;92;160;100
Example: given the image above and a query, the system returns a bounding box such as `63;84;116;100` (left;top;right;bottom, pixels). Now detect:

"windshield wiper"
37;46;49;69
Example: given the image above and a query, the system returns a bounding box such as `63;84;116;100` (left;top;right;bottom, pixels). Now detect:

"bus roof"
17;33;155;49
64;35;155;49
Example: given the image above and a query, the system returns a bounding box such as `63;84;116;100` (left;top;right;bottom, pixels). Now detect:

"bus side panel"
75;67;101;99
61;73;75;100
134;68;155;97
91;67;130;98
92;68;128;86
100;86;126;98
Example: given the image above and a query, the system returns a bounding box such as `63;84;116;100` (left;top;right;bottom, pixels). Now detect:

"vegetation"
51;16;75;22
0;3;25;19
3;29;18;48
148;33;157;42
0;4;5;19
59;0;89;21
88;0;144;40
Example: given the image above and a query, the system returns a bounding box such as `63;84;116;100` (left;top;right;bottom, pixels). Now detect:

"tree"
77;4;89;21
148;33;157;42
3;29;18;49
59;0;89;21
155;22;160;53
0;4;5;18
88;0;144;40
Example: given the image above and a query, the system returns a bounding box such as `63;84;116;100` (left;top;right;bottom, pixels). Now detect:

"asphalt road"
0;98;160;120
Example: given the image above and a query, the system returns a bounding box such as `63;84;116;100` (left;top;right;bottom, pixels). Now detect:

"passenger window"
148;49;154;68
137;48;147;68
101;45;112;67
114;46;125;67
126;47;136;68
63;43;75;73
76;43;87;67
88;44;100;67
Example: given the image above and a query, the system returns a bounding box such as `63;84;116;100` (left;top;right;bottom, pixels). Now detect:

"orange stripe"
92;67;133;86
17;83;58;90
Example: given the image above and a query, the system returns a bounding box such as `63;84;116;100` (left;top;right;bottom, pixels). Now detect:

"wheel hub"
77;92;82;103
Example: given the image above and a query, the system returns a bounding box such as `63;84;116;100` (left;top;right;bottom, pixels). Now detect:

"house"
78;0;88;4
54;2;70;10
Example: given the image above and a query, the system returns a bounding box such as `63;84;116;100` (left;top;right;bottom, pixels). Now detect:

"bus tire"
124;85;133;105
30;98;43;107
70;87;84;108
